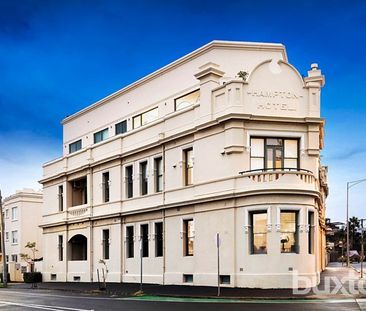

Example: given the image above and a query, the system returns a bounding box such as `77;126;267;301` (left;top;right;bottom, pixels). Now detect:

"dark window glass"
154;157;163;192
94;128;108;143
250;212;267;254
140;161;148;195
58;235;63;261
183;219;194;256
155;222;163;257
280;211;299;253
308;211;315;254
58;185;64;212
141;224;149;257
115;120;127;135
102;172;110;202
102;229;110;260
69;140;82;153
70;177;87;206
126;226;134;258
126;166;133;198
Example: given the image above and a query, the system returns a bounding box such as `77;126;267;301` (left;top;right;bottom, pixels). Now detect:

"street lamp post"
346;178;366;267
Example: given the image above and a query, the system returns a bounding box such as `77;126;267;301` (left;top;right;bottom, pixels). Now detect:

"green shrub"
23;272;42;283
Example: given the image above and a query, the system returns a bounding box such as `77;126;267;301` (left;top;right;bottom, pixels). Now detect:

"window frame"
126;226;134;258
183;219;194;256
11;207;18;221
125;165;134;199
250;137;300;171
102;229;110;260
102;171;110;203
93;128;109;144
183;148;193;186
154;157;163;192
132;107;159;129
58;185;64;212
155;222;163;257
69;139;82;154
174;89;200;111
115;120;127;135
308;211;315;254
58;235;64;261
280;210;299;254
140;161;148;196
249;210;268;255
141;224;149;258
11;230;18;244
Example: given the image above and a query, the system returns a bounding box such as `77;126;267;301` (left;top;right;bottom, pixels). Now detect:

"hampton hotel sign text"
247;90;303;112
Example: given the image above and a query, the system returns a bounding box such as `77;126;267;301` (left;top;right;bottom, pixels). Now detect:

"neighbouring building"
1;189;43;281
40;40;328;288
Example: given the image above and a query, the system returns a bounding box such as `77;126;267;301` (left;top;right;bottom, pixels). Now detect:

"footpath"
7;262;366;300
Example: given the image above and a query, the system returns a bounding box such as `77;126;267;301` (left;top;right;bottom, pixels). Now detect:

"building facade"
40;41;328;288
2;189;43;281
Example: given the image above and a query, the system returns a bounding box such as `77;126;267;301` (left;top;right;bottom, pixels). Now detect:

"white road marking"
0;300;94;311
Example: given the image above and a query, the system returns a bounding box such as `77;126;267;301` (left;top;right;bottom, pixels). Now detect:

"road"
0;288;363;310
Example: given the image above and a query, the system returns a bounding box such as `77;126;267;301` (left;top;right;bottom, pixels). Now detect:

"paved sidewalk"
6;263;366;300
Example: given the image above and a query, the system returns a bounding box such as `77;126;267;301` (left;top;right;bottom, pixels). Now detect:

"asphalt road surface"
0;288;363;310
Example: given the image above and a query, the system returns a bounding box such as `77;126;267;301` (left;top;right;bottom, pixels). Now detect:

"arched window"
68;234;87;261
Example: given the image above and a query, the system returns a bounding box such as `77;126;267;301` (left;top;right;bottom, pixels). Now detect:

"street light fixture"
346;178;366;267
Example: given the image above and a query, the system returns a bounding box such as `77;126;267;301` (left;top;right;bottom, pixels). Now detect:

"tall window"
155;222;163;257
5;209;8;219
126;226;134;258
58;235;63;261
102;229;110;260
183;219;194;256
11;230;18;244
133;107;159;129
11;207;18;220
154;157;163;192
5;232;9;241
250;138;299;171
102;172;110;202
69;139;82;153
141;224;149;257
280;211;299;253
126;166;133;198
250;212;267;254
115;120;127;135
308;211;315;254
94;128;109;144
11;254;18;262
58;185;64;212
184;148;194;186
70;177;87;206
140;161;148;195
175;90;200;111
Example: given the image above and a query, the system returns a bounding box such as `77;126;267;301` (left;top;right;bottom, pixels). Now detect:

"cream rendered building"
1;189;43;281
40;41;328;289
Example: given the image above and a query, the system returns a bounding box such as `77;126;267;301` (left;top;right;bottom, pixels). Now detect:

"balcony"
237;168;319;195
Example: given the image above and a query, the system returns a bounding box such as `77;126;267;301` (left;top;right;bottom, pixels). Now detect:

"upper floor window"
175;90;200;111
5;209;8;219
11;207;18;221
250;138;299;171
58;185;64;212
102;172;110;203
11;230;18;244
140;161;148;196
69;139;82;154
94;128;109;144
70;177;87;207
249;211;267;254
115;120;127;135
154;157;163;192
133;107;158;129
280;211;299;253
184;148;194;186
125;166;133;198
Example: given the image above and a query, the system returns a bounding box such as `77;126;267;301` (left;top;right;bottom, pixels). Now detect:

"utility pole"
0;190;7;287
361;219;365;278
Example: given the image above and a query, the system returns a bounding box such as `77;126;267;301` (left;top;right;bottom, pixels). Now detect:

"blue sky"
0;0;365;222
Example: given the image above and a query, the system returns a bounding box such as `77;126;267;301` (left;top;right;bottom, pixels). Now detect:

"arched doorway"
68;234;87;261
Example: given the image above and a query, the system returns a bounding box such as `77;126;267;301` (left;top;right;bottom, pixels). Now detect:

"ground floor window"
183;219;194;256
249;211;267;254
280;211;299;253
308;211;315;254
126;226;134;258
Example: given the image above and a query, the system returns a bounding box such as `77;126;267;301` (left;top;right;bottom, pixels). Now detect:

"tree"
20;242;38;273
349;217;361;251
